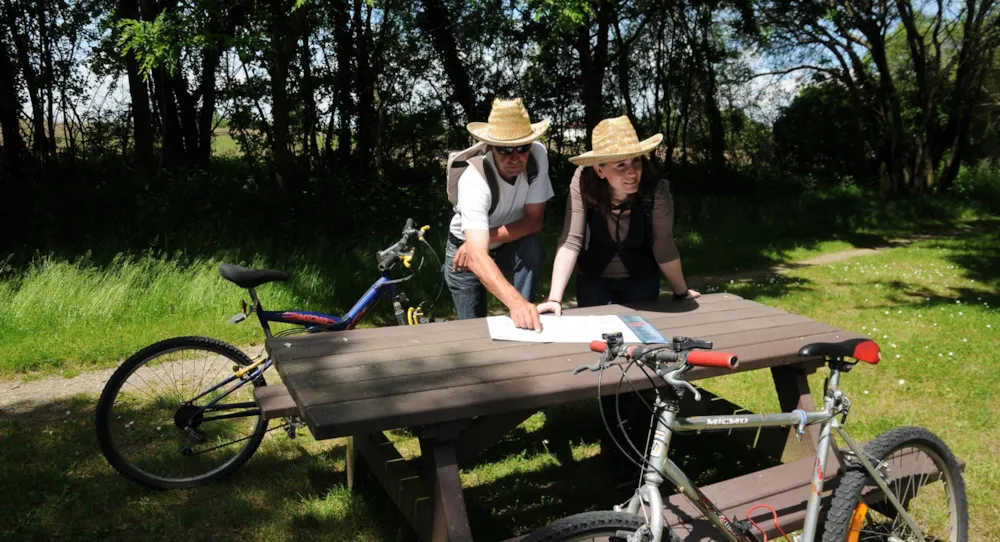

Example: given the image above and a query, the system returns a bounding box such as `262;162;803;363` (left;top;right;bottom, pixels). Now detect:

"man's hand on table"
510;300;543;332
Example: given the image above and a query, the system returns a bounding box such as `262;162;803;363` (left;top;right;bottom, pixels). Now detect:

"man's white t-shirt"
449;141;555;249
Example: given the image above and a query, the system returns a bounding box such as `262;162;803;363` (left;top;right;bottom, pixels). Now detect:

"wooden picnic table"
260;292;867;541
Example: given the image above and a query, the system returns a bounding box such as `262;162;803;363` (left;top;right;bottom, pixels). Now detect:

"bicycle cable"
597;355;675;484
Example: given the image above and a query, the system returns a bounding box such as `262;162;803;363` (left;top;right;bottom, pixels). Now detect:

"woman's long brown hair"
579;155;660;217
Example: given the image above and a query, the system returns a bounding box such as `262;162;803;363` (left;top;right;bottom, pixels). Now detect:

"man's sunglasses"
496;144;532;155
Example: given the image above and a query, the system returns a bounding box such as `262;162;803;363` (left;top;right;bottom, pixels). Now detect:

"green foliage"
116;12;190;78
953;160;1000;212
773;80;873;185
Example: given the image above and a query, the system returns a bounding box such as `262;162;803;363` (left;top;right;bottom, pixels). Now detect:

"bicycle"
524;332;968;542
95;218;442;489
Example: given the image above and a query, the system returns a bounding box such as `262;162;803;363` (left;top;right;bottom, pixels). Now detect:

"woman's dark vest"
577;192;658;279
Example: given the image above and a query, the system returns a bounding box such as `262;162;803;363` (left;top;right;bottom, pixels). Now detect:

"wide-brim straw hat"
569;115;663;167
467;98;550;147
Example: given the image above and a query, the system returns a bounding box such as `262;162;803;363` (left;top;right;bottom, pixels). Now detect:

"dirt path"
0;228;973;417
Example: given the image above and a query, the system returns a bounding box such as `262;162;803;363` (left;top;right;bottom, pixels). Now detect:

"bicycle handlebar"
377;218;428;272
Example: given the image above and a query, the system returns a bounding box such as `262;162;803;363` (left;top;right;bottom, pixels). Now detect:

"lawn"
2;224;996;541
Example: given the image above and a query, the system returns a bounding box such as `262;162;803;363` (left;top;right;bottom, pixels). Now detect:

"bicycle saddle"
798;338;880;364
218;263;289;289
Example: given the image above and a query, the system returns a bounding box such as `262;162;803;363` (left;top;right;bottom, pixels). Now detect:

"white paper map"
486;314;645;343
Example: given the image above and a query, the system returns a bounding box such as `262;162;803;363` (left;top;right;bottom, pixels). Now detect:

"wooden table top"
266;293;865;440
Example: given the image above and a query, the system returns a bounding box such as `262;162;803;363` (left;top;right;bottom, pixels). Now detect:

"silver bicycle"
524;333;968;542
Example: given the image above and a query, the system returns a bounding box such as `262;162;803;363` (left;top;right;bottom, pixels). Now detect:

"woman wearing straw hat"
537;115;699;464
537;115;700;316
445;98;555;331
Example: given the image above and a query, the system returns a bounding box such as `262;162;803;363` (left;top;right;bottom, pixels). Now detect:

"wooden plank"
286;320;840;409
770;365;822;457
299;330;863;440
429;443;474;542
353;432;434;541
252;384;300;419
277;304;788;378
270;295;759;365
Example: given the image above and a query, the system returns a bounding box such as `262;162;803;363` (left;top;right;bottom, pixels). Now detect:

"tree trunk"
269;0;301;189
153;67;185;167
39;0;56;158
333;0;354;169
4;0;48;158
301;28;319;165
418;0;481;120
613;20;635;125
198;37;223;169
0;26;24;175
119;0;154;175
575;1;612;149
354;0;374;170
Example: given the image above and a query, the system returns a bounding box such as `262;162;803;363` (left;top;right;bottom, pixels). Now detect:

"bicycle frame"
250;271;403;338
184;271;407;428
621;364;926;542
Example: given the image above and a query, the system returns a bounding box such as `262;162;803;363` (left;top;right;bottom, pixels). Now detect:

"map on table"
486;314;668;344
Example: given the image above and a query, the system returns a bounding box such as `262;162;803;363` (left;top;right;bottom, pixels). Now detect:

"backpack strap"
641;190;655;247
467;156;502;216
525;151;538;184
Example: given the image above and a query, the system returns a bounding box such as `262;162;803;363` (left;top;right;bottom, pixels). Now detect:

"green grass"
2;226;996;540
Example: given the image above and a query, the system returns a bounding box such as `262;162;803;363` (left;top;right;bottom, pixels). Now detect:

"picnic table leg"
766;364;822;461
419;423;474;542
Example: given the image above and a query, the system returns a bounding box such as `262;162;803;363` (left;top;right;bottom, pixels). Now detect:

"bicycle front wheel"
523;511;680;542
95;336;269;489
822;426;968;542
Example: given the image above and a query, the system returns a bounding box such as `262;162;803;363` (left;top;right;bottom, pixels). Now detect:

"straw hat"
467;98;550;147
569;116;663;167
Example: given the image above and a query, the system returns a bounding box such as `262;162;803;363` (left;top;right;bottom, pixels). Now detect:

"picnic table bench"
258;292;869;541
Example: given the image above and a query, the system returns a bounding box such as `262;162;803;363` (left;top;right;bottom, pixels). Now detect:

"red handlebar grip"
687;350;739;369
589;340;607;353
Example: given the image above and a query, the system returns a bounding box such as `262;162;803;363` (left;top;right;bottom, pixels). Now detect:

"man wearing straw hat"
444;98;554;332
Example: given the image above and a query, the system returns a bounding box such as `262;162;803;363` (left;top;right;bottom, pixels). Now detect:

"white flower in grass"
896;354;901;359
884;310;890;315
891;343;897;348
963;338;967;342
864;390;869;395
883;335;888;339
898;379;906;385
959;312;963;316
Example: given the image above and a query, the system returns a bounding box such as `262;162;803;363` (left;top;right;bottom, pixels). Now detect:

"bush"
953;160;1000;213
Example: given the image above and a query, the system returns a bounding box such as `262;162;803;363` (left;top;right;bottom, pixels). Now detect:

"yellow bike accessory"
234;354;267;379
400;250;414;268
846;502;868;542
418;225;430;240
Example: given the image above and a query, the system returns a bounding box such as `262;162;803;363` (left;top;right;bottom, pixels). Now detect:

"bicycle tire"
822;426;968;541
95;336;269;489
522;511;680;542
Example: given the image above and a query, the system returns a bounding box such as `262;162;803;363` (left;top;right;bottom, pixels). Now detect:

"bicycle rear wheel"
822;426;968;542
522;511;680;542
95;336;269;489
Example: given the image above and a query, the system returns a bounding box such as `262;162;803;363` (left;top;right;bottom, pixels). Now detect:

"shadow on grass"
0;397;406;542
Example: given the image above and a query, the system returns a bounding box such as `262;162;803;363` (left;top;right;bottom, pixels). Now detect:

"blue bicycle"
95;219;441;489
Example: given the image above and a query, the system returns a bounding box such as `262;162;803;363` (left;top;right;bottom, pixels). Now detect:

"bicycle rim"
97;338;268;488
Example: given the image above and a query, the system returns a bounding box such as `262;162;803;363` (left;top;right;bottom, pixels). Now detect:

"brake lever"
573;350;613;375
663;367;701;401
